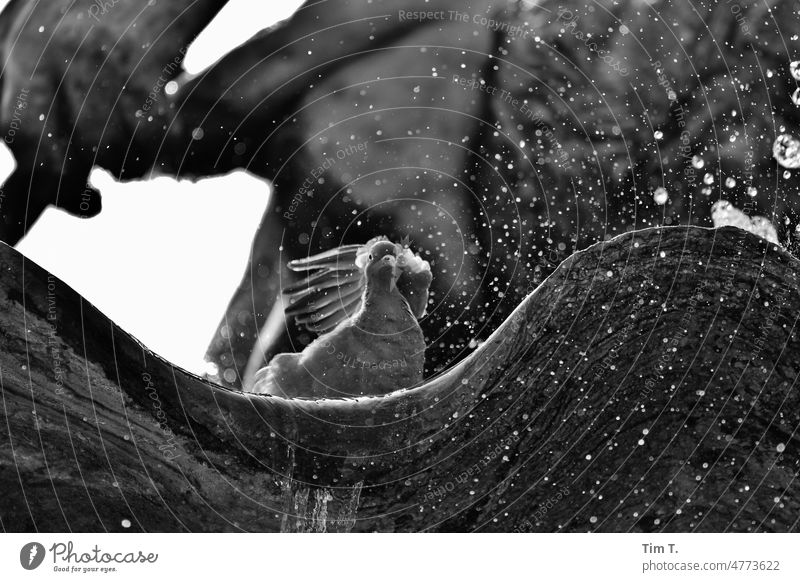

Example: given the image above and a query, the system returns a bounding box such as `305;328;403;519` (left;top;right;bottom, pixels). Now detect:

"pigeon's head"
364;240;399;287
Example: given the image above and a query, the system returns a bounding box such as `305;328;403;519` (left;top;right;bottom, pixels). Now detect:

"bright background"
0;0;305;373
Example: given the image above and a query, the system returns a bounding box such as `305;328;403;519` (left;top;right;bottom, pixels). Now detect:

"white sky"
1;0;304;373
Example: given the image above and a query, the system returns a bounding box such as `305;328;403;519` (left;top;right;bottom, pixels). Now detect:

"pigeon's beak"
380;255;398;290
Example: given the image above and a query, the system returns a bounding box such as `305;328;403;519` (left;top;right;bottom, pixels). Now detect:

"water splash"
791;60;800;81
773;134;800;169
711;200;779;244
792;88;800;106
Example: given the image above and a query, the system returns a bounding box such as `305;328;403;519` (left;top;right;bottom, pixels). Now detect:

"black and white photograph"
0;0;799;579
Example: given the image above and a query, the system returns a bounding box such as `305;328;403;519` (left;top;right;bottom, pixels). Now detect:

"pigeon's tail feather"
250;365;274;394
251;353;305;397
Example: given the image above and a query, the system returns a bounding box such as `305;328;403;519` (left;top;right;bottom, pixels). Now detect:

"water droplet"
653;130;663;140
653;187;669;205
121;519;131;528
725;177;736;188
692;155;705;169
791;61;800;81
773;134;800;169
777;443;786;453
747;186;758;197
703;173;714;185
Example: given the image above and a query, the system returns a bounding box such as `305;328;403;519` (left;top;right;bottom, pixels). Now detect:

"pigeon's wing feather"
293;287;363;324
286;244;364;271
299;305;355;333
283;272;362;301
284;279;363;316
283;237;386;334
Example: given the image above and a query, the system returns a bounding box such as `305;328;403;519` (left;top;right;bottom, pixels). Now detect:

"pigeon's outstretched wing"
283;237;383;333
283;236;432;334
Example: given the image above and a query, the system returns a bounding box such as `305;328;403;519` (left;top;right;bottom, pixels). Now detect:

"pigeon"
251;238;432;398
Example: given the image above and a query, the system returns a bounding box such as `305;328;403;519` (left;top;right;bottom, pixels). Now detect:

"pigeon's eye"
368;253;373;261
